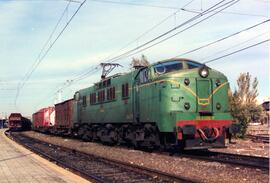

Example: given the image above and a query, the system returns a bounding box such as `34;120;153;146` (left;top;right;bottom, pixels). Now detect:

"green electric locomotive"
72;58;238;150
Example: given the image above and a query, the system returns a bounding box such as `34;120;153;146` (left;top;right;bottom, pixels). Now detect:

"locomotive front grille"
196;79;213;113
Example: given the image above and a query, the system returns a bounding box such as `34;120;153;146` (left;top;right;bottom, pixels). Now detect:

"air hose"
197;128;220;142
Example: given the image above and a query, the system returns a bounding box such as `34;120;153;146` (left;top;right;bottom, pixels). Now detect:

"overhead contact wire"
70;0;196;80
105;0;228;63
14;0;86;108
108;0;239;63
172;18;270;58
203;39;270;64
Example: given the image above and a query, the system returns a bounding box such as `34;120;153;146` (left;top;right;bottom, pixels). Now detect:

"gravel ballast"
20;131;269;183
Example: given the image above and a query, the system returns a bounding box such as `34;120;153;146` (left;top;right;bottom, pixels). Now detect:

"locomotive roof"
76;58;227;94
9;113;22;117
152;58;205;66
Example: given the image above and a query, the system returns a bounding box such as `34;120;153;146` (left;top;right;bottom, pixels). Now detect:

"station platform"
0;129;90;183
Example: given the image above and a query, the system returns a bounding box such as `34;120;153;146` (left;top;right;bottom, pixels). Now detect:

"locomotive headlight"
184;78;190;86
199;66;209;78
184;102;190;110
216;103;221;110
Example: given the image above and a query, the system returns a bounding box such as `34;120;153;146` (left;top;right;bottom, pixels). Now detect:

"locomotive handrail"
197;128;220;142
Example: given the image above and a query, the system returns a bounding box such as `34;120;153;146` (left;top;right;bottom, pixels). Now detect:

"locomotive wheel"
106;124;118;144
82;130;93;142
98;124;119;145
77;126;85;138
127;126;139;148
78;124;92;141
118;125;127;144
143;124;160;149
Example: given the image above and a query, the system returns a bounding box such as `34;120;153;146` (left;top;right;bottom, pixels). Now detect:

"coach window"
98;91;101;102
98;90;105;103
112;87;116;99
82;96;87;107
90;93;96;104
93;93;96;103
107;89;109;100
90;93;93;105
107;88;111;100
106;87;115;101
103;90;105;102
122;83;129;98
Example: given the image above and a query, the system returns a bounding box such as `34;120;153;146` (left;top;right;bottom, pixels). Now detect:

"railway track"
181;150;269;170
246;134;269;143
6;132;196;183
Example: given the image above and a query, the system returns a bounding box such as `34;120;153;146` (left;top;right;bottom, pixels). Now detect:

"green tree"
130;55;150;69
229;72;265;137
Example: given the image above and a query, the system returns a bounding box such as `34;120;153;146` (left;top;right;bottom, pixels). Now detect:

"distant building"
261;100;270;124
0;119;8;129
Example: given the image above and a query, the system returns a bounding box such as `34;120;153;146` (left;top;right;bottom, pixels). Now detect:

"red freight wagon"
32;107;55;130
55;99;74;134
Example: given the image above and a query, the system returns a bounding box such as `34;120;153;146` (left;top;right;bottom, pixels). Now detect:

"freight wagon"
32;107;55;132
54;99;74;135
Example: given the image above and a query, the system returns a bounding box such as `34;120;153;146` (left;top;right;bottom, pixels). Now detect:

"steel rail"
245;134;269;143
181;150;269;170
7;132;198;183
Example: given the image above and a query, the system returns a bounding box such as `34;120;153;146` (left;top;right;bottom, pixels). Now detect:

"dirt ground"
211;138;269;157
18;131;269;183
211;124;269;157
246;124;269;135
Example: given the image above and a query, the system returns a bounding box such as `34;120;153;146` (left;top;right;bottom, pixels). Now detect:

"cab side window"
139;69;149;84
187;61;203;69
82;96;87;107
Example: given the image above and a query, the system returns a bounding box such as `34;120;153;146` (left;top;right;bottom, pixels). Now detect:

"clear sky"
0;0;269;117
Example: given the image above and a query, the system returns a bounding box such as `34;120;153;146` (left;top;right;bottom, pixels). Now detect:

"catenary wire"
203;39;270;64
72;0;196;80
103;0;232;64
200;31;270;62
181;8;270;18
106;0;239;64
14;0;86;108
88;0;180;10
172;18;270;58
14;1;73;107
